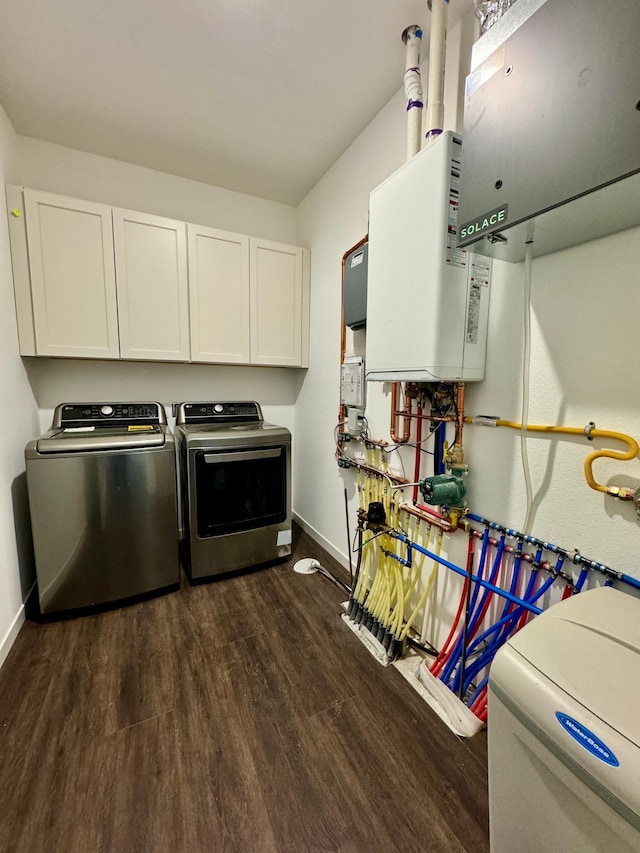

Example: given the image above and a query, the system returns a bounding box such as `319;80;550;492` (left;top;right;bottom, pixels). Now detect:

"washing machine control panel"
57;403;165;427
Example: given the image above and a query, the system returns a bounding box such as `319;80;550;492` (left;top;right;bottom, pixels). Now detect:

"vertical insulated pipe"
402;25;424;160
388;25;425;449
425;0;448;141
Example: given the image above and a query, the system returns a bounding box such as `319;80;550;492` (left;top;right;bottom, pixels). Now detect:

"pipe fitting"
446;442;465;467
607;485;635;501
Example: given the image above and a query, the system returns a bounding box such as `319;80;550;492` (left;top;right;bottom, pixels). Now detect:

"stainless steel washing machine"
25;402;180;617
174;401;291;583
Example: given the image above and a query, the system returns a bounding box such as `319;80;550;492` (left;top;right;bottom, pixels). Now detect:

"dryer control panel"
176;401;263;425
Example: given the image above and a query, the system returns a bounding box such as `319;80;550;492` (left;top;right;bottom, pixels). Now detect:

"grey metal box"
343;242;368;329
458;0;640;262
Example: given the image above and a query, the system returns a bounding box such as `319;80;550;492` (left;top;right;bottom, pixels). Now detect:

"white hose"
403;25;423;160
521;241;534;534
425;0;448;139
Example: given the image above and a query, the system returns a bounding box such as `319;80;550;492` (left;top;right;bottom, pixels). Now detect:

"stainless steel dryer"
25;402;180;617
174;401;291;583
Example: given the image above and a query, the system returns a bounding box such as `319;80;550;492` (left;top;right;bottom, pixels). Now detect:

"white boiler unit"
365;131;491;383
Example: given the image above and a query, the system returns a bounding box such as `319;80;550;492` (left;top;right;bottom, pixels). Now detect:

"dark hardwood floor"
0;527;489;852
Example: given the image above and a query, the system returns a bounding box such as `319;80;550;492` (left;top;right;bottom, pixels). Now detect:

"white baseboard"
292;511;350;571
0;605;26;671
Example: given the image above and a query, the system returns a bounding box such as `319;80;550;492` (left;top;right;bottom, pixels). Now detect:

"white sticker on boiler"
277;529;292;546
350;252;364;268
470;254;492;287
466;284;482;344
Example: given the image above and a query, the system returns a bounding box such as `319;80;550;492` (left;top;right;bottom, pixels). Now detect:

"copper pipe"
358;503;453;533
390;382;412;444
391;411;455;424
399;502;453;532
350;460;408;485
453;382;466;448
412;404;423;504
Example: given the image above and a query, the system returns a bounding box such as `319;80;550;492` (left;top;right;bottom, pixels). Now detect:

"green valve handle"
419;474;466;507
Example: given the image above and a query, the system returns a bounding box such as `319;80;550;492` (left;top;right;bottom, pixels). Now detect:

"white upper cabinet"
23;189;119;359
113;209;190;361
250;238;310;367
187;224;250;364
8;185;309;368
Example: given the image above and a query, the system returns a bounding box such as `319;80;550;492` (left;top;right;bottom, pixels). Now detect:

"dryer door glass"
194;445;287;537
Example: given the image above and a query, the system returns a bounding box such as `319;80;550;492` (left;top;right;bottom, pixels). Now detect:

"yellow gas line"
467;417;639;500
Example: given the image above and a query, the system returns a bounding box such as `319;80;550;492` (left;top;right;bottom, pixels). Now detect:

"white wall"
0;106;41;666
18;136;299;242
294;87;406;559
294;16;474;562
295;12;640;589
464;229;640;572
29;359;302;438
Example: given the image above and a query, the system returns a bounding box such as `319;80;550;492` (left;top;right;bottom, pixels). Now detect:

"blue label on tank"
555;712;619;767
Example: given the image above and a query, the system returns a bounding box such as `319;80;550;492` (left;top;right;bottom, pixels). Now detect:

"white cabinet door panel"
24;190;119;358
187;224;250;363
113;209;189;361
250;239;306;366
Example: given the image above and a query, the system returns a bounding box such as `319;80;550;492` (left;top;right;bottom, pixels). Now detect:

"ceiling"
0;0;472;206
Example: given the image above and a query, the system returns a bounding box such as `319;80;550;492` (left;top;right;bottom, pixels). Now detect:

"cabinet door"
113;209;189;361
249;239;309;367
24;189;119;358
187;224;250;363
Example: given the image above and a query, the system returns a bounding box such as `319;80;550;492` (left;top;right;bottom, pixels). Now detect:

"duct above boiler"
457;0;640;262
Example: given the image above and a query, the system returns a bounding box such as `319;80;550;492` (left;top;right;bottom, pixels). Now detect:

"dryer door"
192;445;287;538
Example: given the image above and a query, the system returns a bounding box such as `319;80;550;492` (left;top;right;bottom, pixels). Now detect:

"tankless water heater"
365;131;491;383
457;0;640;262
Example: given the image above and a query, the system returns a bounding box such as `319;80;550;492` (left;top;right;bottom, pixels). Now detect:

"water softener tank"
488;587;640;852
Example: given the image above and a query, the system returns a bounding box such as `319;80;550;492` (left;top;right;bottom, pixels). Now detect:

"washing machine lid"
502;587;640;749
36;425;167;453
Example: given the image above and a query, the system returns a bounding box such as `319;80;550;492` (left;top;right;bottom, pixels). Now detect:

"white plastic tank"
488;586;640;852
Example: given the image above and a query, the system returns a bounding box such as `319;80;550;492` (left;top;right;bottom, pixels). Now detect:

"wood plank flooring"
0;527;489;852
